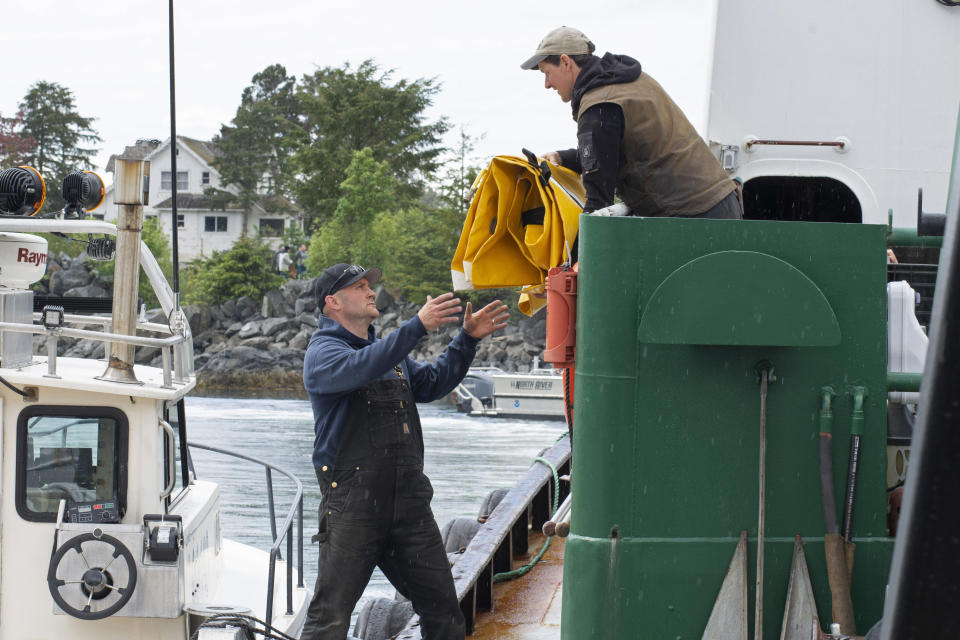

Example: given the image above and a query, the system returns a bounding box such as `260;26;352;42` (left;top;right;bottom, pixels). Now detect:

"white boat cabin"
0;217;309;639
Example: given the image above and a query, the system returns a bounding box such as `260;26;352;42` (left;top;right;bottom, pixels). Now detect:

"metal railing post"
298;497;304;588
185;440;305;627
266;549;277;628
287;522;294;615
45;334;59;378
266;468;279;555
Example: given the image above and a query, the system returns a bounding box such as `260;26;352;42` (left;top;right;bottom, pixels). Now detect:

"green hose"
492;456;560;583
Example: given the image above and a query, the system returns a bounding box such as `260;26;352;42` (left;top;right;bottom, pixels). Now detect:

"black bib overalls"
300;374;465;640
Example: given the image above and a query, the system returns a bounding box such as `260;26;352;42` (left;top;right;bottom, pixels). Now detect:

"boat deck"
470;533;564;640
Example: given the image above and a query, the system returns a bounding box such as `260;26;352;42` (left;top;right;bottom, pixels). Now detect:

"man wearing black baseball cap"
301;262;509;640
522;26;741;221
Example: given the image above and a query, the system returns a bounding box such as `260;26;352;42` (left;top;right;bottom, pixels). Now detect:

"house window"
160;171;189;191
16;406;128;522
177;214;185;228
259;218;284;237
204;216;228;232
201;171;210;185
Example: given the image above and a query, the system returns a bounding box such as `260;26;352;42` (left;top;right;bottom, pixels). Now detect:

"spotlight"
0;166;46;216
86;236;116;261
62;170;105;219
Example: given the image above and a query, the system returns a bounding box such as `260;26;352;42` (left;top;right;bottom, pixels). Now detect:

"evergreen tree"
17;81;101;213
181;236;283;305
293;60;449;230
214;65;304;209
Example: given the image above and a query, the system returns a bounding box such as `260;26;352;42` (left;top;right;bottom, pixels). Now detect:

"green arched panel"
637;250;841;346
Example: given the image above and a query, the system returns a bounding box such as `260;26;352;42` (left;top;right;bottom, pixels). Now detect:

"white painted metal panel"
707;0;960;225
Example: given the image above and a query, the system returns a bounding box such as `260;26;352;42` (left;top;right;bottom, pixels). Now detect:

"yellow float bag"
451;154;585;313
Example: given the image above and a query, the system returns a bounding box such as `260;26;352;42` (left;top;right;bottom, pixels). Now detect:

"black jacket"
558;54;642;212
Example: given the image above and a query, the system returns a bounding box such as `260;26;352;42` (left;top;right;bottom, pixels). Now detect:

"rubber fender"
441;516;481;553
478;488;510;522
353;597;414;640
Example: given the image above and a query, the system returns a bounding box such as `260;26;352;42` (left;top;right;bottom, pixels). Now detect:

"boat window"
16;406;127;523
164;399;193;505
742;176;862;223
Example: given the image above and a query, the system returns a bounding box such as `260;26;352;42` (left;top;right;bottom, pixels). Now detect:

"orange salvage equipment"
544;265;577;367
450;155;585;300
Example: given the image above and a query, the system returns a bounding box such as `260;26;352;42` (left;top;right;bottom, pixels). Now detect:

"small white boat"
454;359;565;420
0;197;310;637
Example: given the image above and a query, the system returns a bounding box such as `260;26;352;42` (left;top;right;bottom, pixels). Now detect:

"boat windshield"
16;407;127;522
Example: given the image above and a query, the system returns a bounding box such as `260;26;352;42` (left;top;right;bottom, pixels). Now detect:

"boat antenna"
168;0;181;306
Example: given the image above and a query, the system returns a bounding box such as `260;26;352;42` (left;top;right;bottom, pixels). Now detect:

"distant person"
521;26;742;220
300;263;509;640
296;244;308;279
275;245;288;274
277;246;293;279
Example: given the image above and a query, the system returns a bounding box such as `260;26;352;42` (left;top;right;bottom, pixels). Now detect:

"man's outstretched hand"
464;300;509;339
418;292;463;331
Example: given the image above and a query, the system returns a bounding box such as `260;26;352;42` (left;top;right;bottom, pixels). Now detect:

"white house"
98;137;299;261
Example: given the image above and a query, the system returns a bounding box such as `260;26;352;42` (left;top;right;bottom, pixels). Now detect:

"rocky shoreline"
37;253;549;396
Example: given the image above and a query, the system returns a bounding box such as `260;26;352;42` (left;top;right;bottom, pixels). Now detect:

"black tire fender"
440;516;481;553
478;488;510;522
353;597;415;640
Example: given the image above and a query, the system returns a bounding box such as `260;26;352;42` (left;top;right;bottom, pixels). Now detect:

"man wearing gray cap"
300;262;509;639
521;26;741;221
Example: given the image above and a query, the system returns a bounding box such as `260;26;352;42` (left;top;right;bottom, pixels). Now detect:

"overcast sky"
2;0;716;186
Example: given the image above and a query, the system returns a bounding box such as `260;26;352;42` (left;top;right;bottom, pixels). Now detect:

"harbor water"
185;395;566;626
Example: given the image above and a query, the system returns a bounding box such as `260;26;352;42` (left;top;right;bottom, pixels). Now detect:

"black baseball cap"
315;263;382;312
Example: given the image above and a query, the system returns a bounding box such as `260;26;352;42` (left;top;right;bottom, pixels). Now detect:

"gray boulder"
294;297;317;315
65;284;108;298
297;312;318;328
50;268;93;295
135;346;160;364
220;298;237;320
236;296;258;320
237;321;262;339
375;286;395;310
197;346;304;374
288;329;313;351
262;289;290;318
261;317;297;337
282;278;314;301
274;328;299;344
240;336;274;350
183;304;215;335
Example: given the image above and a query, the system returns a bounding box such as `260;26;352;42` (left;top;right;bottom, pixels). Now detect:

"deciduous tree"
306;147;400;273
293;60;448;230
0;110;34;167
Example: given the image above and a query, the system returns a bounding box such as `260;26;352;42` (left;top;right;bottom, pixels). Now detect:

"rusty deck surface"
468;533;565;640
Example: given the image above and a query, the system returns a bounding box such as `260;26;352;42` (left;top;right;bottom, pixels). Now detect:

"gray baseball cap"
520;26;596;70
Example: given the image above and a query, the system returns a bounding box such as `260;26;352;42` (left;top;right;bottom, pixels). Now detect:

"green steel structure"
564;218;893;639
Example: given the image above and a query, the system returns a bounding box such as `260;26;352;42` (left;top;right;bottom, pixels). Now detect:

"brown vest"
577;74;734;217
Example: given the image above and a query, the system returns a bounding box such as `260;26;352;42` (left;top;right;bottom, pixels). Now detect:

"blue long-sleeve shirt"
303;314;479;469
